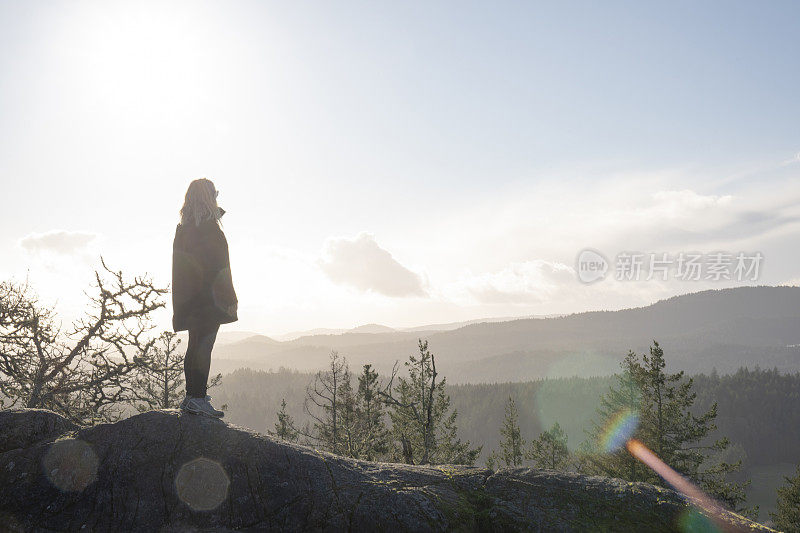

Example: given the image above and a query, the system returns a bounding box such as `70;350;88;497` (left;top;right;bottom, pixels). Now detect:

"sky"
1;0;799;337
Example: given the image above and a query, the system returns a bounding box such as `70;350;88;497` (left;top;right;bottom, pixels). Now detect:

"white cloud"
459;260;575;304
780;151;800;165
19;230;96;255
318;232;428;297
407;172;800;283
648;189;732;219
438;254;742;316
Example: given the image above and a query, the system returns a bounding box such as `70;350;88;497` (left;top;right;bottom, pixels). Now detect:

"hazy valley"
202;286;800;383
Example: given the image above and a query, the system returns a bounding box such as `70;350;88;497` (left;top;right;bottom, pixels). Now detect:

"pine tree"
527;422;570;470
337;367;358;457
581;342;753;517
771;464;800;532
580;350;647;482
353;364;390;461
270;398;299;442
498;396;525;467
131;331;185;411
131;330;224;412
435;406;482;465
382;339;481;465
485;450;499;471
301;357;392;460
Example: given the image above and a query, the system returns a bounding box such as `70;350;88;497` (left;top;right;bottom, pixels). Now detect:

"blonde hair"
179;178;223;228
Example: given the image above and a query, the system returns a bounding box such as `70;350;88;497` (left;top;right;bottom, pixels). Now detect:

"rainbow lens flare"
600;408;639;453
678;507;721;533
626;440;744;533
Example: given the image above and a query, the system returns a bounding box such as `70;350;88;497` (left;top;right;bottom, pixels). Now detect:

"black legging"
184;323;220;398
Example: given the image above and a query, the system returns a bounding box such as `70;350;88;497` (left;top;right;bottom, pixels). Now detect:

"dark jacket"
172;217;238;332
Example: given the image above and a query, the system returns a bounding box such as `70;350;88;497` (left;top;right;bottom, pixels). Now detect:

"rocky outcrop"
0;409;77;455
0;409;773;532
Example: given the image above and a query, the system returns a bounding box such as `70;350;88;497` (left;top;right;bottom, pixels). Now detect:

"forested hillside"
213;366;800;518
208;286;800;382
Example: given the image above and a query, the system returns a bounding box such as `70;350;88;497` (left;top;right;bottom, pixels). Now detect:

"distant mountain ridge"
349;323;396;334
210;286;800;383
176;330;260;346
270;314;562;341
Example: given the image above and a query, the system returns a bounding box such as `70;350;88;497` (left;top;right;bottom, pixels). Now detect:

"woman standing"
172;178;238;417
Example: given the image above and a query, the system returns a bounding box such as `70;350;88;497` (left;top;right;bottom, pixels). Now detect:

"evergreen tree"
382;339;481;465
498;396;526;467
131;331;184;411
270;398;299;442
435;405;482;465
131;331;221;411
485;450;499;471
336;366;358;457
527;422;570;470
353;364;390;460
580;350;645;482
302;355;391;460
771;464;800;532
581;342;753;517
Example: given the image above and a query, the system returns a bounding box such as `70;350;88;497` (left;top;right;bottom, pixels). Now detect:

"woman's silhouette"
172;178;238;417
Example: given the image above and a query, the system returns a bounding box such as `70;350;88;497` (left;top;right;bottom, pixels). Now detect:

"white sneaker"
185;397;224;418
180;394;212;411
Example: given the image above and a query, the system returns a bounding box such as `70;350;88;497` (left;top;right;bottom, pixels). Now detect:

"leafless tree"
0;258;167;424
303;350;351;454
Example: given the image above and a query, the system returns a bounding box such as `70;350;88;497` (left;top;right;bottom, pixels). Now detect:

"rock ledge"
0;409;773;532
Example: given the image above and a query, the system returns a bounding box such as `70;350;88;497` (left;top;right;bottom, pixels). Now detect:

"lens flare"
534;353;620;451
175;457;230;511
678;507;721;533
600;408;639;453
43;438;98;492
626;440;748;533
